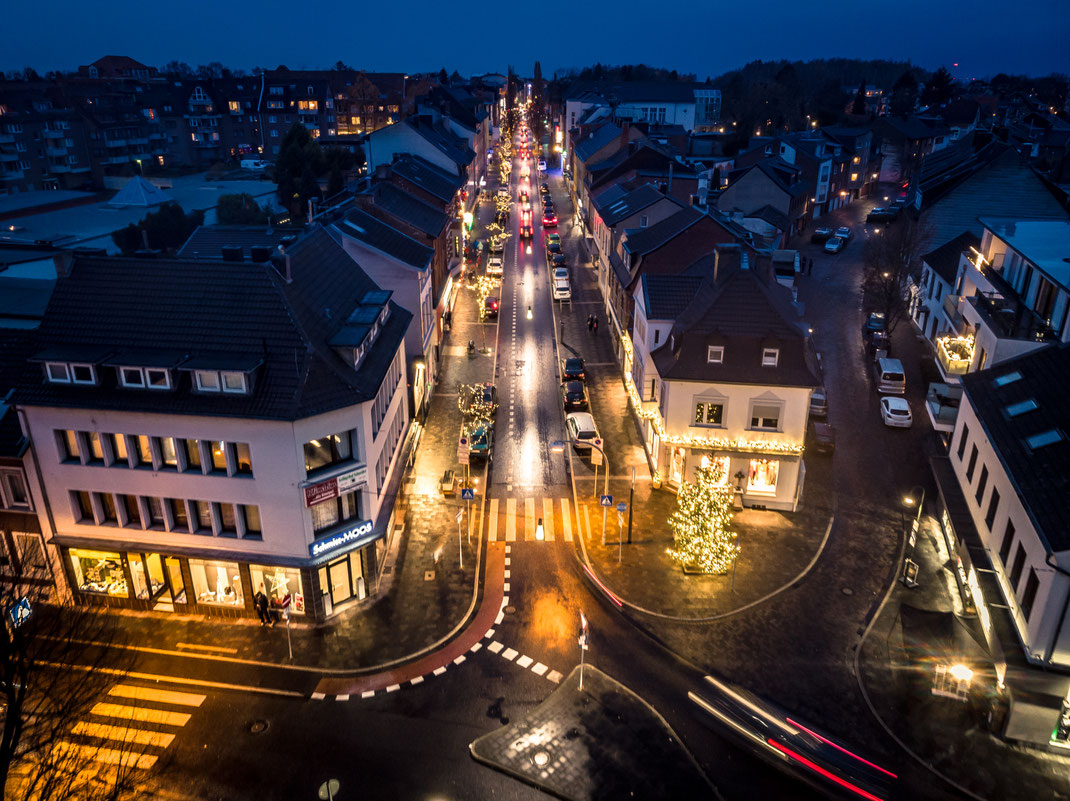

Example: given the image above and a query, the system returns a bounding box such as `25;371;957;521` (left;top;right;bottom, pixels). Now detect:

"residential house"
14;228;412;623
717;159;811;244
871;115;953;184
364;115;475;183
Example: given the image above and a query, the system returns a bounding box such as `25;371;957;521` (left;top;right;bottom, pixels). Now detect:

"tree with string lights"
666;463;739;574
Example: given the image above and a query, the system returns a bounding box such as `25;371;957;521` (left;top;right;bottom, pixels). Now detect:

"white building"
933;341;1070;744
628;258;819;511
14;229;412;623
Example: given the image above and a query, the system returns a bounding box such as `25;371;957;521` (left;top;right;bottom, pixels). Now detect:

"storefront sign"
294;593;305;614
309;519;374;558
303;466;368;507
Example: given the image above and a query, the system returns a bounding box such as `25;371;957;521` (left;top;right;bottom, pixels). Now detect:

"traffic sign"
456;509;463;524
616;501;627;513
578;633;589;650
599;495;613;507
461;487;475;501
8;596;31;628
591;437;603;466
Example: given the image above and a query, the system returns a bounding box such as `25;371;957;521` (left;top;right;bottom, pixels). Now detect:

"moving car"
552;278;571;301
866;207;900;223
562;357;586;381
520;224;532;239
880;396;912;428
561;380;589;411
519;189;528;202
487;256;503;276
483;296;500;318
835;226;852;241
542;213;558;227
565;412;599;450
810;227;833;244
823;236;845;254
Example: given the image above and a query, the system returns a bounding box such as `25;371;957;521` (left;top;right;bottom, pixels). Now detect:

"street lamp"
903;485;926;548
551;437;610;544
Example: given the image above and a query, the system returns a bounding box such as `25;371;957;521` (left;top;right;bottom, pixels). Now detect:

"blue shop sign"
309;519;375;558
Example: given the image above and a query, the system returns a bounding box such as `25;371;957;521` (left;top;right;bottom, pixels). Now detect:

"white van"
874;357;906;395
240;159;270;171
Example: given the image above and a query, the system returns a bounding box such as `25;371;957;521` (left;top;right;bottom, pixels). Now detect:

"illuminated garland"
458;383;498;421
935;333;974;367
666;464;739;574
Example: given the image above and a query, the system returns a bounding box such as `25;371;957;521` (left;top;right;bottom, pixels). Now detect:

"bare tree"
861;215;934;336
1;558;164;800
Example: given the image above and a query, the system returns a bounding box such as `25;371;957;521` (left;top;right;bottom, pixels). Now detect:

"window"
250;565;303;612
106;433;128;465
965;445;978;481
134;435;153;467
209;441;228;473
750;404;780;430
169;498;190;532
707;346;724;364
694;402;724;426
194;501;213;532
1005;399;1037;417
234;442;252;475
310;488;363;532
69;549;127;597
1026;429;1064;450
0;469;30;510
218;503;237;536
762;348;779;367
98;492;118;524
653;329;660;345
86;432;105;464
639;215;649;228
146;369;171;389
242;505;262;538
158;437;178;469
975;465;988;504
46;362;70;383
999;520;1016;564
1008;543;1026;589
58;429;80;461
194;370;220;392
985;489;1000;530
994;371;1022;387
183;439;203;472
956;423;970;459
748;459;779;493
73;490;94;522
13;532;47;573
71;363;96;384
188;559;243;606
221;372;247;393
121;494;141;528
120;367;145;388
304;431;353;473
1020;569;1039;622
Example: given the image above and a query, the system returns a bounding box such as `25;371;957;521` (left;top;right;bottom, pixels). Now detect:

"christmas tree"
666;464;738;574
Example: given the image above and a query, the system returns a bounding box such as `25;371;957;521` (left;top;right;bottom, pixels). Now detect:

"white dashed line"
433;666;447;676
504;582;510;592
502;648;518;661
502;595;509;606
410;676;424;685
337;694;350;701
547;670;563;684
531;663;548;676
516;655;534;669
362;690;376;699
311;692;325;700
386;684;401;693
505;557;511;566
470;642;483;653
505;569;511;578
505;545;511;554
485;628;496;639
495;611;504;624
453;655;466;665
488;641;504;654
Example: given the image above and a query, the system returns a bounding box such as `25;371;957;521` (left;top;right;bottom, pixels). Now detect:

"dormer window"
707;346;724;364
46;362;71;383
762;348;780;367
120;367;146;388
194;370;220;392
71;364;96;385
194;369;249;394
146;369;171;390
221;372;247;393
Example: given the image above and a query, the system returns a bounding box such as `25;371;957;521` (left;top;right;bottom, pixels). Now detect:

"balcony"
0;151;17;163
925;383;962;433
45;146;68;157
48;163;72;173
43;129;65;140
128;137;149;146
0;169;25;181
105;138;127;148
967;293;1056;343
935;334;974;378
0;133;13;144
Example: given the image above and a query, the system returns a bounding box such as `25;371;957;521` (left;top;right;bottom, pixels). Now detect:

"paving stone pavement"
469;665;719;801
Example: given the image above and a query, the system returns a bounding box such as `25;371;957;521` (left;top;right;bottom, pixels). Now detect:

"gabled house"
629;259;818;510
364;115;475;182
717;159;811;244
872;115;953;183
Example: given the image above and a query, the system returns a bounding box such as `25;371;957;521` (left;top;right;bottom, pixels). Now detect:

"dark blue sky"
6;0;1069;79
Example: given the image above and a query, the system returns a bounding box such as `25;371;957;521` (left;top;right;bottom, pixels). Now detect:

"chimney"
619;120;629;149
270;246;292;282
53;251;74;278
221;245;243;262
250;245;273;263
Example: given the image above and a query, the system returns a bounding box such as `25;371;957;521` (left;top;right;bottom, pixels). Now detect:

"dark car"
863;311;886;335
483;296;500;318
562;357;586;382
465;421;494;458
495;210;509;227
866;207;900;223
812;422;836;455
460;382;498;418
540;183;549;192
546;241;562;256
552;253;567;269
561;380;589;411
810;227;833;244
520;224;533;239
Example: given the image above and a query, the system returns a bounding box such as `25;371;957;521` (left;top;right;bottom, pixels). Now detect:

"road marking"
504;582;510;592
90;703;191;727
72;721;176;749
506;498;517;541
337;694;350;701
501;648;518;661
386;684;401;693
495;611;504;624
516;655;534;669
583;504;592;540
505;569;511;578
410;676;424;685
488;498;499;541
56;741;157;770
561;498;573;541
453;655;466;665
311;692;326;700
470;642;483;653
547;670;563;684
362;690;376;698
531;663;548;676
525;497;536;541
107;685;205;707
174;642;238;654
485;628;495;638
543;497;556;541
432;667;447;676
488;641;504;654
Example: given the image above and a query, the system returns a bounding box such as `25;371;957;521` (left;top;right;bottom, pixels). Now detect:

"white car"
880;396;912;428
565;412;599;450
824;236;845;254
538;160;547;171
487;256;504;276
552;266;569;281
552;278;571;301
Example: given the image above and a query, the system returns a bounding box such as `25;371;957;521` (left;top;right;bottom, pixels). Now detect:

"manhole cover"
504;605;517;614
424;570;435;581
842;587;854;596
249;719;269;734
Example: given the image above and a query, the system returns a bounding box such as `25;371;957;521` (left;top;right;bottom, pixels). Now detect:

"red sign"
303;478;338;507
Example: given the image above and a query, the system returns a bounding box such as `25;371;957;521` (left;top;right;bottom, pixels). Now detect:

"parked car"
809;386;828;418
823;236;845;254
863;311;886;335
487;256;503;276
490;237;504;254
561;380;589;411
812;421;836;454
880;396;913;428
540;183;549;192
542;214;558;228
465;421;494;457
866;207;900;223
552;278;571;300
460;382;498;417
874;357;906;395
483;296;500;318
538;160;547;171
546;233;561;246
835;226;852;241
552;266;569;281
552;254;567;270
565;412;599;450
811;227;833;244
546;242;562;256
562;357;586;382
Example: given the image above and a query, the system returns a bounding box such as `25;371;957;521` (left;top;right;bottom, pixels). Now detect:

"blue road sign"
616;501;628;513
599;495;613;507
8;596;31;628
461;488;475;501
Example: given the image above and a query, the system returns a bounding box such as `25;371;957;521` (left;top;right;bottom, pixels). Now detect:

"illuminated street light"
949;664;973;683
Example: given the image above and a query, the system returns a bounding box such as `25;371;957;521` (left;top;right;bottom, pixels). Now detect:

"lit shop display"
748;458;779;493
250;565;305;615
69;549;128;597
188;559;244;607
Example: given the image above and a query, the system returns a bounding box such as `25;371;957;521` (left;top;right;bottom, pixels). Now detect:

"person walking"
254;584;269;626
593;315;599;335
586;314;593;332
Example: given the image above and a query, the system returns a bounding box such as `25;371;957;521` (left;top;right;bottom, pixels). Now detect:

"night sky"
5;0;1069;79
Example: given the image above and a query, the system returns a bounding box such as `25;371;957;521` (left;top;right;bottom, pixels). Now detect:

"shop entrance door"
161;556;186;609
328;557;353;606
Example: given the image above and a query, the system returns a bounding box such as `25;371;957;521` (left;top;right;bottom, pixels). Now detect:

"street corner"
469;664;718;801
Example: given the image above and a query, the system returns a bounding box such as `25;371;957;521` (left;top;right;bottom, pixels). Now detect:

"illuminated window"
748;459;779;493
228;101;240;112
694;402;724;426
851;173;859;182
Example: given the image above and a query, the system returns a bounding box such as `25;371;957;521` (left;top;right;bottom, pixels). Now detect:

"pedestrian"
593;315;599;335
268;597;280;627
254;584;269;626
586;314;593;331
808;257;814;275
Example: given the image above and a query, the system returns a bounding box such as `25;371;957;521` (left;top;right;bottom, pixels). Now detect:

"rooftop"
980;217;1070;291
923;231;981;286
338;208;433;270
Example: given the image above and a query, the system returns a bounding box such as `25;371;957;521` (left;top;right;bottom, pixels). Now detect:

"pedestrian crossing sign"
8;596;31;628
599;495;613;507
461;487;475;501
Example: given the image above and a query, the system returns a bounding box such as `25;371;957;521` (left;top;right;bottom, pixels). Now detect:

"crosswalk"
57;682;204;773
486;497;582;541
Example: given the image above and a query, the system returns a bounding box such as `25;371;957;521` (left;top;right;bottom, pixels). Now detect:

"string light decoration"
666;464;739;574
474;274;501;321
458;383;498;421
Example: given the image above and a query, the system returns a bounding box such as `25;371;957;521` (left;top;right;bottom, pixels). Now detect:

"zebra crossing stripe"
90;703;191;727
561;498;573;541
488;498;499;541
506;498;517;541
524;498;536;541
543;497;556;541
72;721;175;749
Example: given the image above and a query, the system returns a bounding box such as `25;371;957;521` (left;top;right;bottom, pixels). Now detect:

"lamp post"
903;485;926;549
550;437;609;544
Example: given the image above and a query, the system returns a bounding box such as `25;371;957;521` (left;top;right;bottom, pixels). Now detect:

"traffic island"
469;664;720;801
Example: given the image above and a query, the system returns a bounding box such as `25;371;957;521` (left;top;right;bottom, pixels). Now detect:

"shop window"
218;503;237;536
1020;569;1039;622
72;490;94;522
209;441;228;473
135;435;153;468
188;559;243;607
748;459;779;493
0;469;30;509
304;431;353;473
86;432;105;464
749;403;780;431
694;402;724;426
242;505;262;538
183;439;202;472
310;489;362;533
169;498;190;532
194;501;213;533
158;437;178;470
58;429;80;462
98;492;118;524
121;494;142;528
106;433;128;465
250;565;304;614
234;442;252;475
70;549;128;597
129;553;166;600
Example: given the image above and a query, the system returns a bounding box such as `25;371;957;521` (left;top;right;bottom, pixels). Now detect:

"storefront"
659;446;802;512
